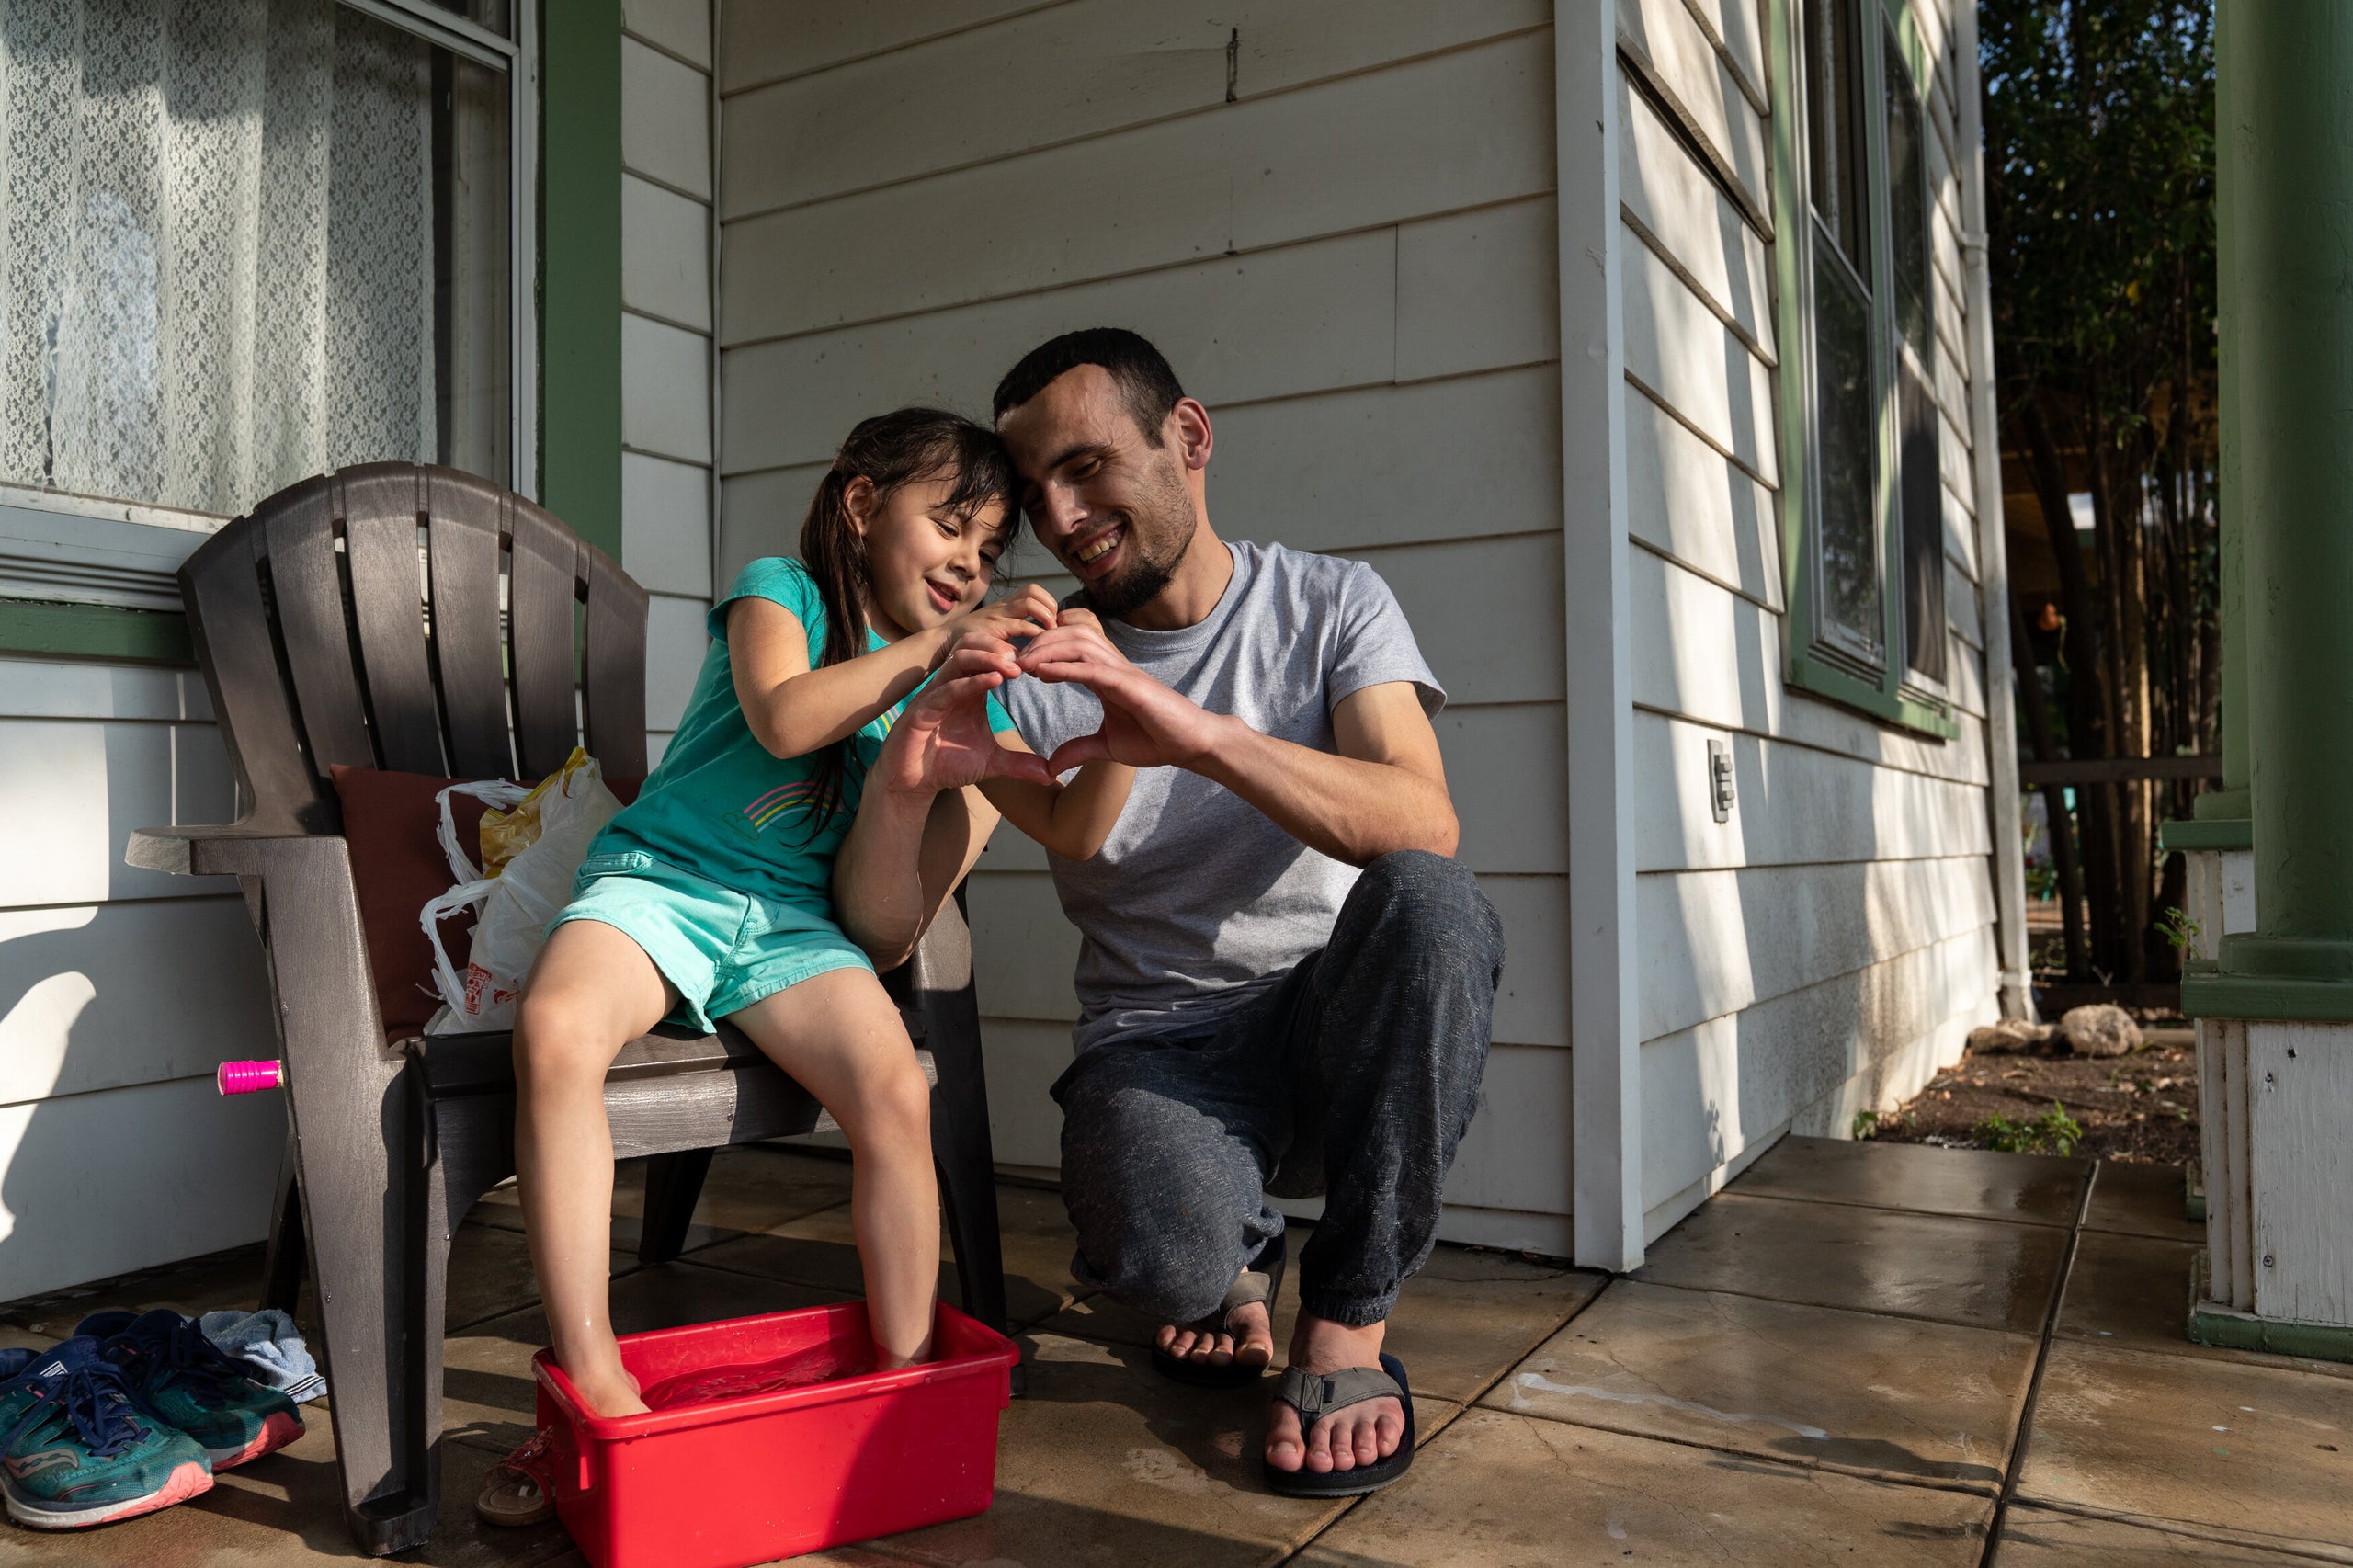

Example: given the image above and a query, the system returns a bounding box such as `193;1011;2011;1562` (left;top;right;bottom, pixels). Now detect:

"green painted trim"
1769;0;1957;744
2184;1157;2206;1224
539;0;623;562
2214;0;2250;801
2182;971;2353;1023
2160;817;2254;852
0;598;193;665
1880;0;1931;103
2190;1253;2353;1364
2194;786;2252;823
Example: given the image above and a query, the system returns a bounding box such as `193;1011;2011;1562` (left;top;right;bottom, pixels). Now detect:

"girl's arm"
976;734;1134;861
728;583;1059;761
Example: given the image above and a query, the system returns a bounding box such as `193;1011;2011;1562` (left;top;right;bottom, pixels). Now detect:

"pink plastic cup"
216;1060;285;1096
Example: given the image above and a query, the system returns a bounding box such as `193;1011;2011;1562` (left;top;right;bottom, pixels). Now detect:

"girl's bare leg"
512;921;676;1416
726;969;938;1366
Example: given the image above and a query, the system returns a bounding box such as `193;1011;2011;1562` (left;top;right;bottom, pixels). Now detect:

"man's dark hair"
992;327;1185;445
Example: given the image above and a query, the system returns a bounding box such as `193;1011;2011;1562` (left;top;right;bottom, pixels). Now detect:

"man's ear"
1169;398;1213;474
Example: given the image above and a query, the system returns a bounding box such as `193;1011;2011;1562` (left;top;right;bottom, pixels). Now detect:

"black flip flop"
1262;1351;1415;1498
1151;1234;1286;1389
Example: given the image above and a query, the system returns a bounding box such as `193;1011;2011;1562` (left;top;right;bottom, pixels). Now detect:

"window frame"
0;0;540;663
1773;0;1959;738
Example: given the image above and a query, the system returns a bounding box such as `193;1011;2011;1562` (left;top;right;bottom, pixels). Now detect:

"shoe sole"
5;1460;212;1529
208;1410;304;1471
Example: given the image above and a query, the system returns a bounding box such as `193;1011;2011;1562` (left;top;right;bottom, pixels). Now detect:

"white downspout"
1954;0;2034;1021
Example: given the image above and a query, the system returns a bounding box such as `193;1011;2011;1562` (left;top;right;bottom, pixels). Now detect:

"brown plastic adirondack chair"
126;463;1009;1556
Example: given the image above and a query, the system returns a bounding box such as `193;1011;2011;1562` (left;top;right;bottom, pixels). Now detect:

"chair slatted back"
180;463;648;835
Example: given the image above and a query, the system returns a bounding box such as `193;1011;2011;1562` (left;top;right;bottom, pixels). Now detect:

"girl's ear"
842;474;877;537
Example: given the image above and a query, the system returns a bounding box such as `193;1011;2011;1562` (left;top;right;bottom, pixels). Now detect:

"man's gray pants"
1050;850;1505;1330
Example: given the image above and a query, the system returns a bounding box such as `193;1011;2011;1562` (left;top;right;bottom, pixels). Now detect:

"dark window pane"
1899;362;1947;682
1804;0;1870;282
1813;239;1882;662
1884;33;1930;353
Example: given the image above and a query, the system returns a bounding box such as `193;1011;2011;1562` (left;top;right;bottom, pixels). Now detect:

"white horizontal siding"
1620;0;2004;1237
1640;925;1999;1224
623;17;716;761
0;1076;282;1301
721;32;1554;345
0;660;277;1300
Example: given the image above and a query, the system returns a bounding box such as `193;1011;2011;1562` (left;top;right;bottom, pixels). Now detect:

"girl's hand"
935;583;1061;666
879;645;1056;796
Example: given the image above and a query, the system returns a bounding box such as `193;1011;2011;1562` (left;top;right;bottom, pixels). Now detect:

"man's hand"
934;583;1060;667
1016;613;1228;773
877;642;1056;795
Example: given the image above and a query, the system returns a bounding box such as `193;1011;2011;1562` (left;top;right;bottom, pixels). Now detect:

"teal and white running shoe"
76;1310;303;1471
0;1338;212;1529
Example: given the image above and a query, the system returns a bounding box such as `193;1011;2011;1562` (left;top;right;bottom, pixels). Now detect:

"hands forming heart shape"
881;605;1229;796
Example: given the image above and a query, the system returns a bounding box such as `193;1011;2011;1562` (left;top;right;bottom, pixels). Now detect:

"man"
839;328;1501;1495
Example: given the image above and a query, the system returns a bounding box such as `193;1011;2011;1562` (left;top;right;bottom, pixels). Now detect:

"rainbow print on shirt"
731;777;845;842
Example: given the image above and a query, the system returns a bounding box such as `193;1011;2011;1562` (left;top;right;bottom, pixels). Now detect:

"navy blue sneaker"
75;1310;302;1471
0;1338;211;1529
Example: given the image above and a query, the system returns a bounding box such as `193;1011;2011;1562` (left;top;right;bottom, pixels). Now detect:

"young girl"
479;409;1129;1525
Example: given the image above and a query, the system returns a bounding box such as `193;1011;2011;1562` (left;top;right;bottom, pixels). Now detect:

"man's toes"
1352;1410;1384;1467
1302;1412;1338;1473
1188;1332;1234;1365
1375;1404;1406;1459
1265;1404;1305;1472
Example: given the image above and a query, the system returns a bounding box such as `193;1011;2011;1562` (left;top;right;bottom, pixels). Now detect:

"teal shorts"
549;849;873;1032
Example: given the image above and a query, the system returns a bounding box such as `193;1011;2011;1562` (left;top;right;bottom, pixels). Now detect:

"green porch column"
539;0;623;562
2188;0;2353;1021
2196;0;2250;828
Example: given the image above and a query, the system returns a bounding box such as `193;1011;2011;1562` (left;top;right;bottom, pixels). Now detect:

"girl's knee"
513;992;620;1083
844;1052;933;1144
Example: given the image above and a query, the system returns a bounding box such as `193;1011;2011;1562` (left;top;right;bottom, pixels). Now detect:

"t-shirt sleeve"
1327;559;1445;717
985;689;1017;734
708;557;825;665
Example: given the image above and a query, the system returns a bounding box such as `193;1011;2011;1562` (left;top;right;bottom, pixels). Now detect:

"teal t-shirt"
594;557;1014;911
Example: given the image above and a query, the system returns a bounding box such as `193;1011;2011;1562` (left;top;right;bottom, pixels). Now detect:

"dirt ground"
1868;1019;2200;1165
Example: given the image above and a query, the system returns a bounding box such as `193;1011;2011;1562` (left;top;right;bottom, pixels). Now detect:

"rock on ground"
2058;1003;2143;1058
1967;1018;2056;1054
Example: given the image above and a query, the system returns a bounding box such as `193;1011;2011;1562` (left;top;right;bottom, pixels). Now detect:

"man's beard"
1072;461;1195;620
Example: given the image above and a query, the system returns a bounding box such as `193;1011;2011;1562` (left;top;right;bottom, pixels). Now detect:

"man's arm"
1017;622;1457;868
832;644;1053;969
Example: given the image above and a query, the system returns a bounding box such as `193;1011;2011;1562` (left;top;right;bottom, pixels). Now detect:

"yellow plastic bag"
478;746;599;875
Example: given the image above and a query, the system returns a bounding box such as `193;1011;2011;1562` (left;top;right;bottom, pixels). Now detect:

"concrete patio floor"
6;1137;2349;1565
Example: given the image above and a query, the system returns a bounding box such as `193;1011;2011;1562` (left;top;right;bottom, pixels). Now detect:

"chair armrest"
128;822;324;879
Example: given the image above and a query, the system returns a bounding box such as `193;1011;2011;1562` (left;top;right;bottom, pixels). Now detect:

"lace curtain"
0;0;435;518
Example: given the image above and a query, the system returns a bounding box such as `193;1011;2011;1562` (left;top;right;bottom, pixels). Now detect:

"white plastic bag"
421;749;622;1031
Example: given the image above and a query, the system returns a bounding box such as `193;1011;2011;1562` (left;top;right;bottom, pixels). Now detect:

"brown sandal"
475;1428;559;1528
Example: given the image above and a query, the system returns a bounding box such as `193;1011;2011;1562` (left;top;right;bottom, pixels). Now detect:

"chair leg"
283;1052;440;1555
260;1129;308;1316
925;1024;1009;1335
637;1147;715;1267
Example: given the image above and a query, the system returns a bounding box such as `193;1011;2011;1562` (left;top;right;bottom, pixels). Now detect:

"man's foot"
1157;1297;1275;1372
1265;1317;1405;1475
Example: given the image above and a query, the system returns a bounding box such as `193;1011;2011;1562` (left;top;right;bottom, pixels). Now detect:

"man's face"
999;365;1197;619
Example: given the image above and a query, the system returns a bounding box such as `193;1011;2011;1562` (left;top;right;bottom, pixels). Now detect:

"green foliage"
1852;1109;1882;1140
1974;1101;2086;1156
1984;0;2215;432
2158;904;2201;953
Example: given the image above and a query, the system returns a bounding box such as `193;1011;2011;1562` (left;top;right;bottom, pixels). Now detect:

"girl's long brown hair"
792;407;1017;837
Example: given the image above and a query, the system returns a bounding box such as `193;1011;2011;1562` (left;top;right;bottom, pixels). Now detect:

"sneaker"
0;1338;212;1529
76;1310;303;1471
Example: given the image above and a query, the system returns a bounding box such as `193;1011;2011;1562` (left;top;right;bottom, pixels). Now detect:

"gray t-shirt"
1000;540;1443;1051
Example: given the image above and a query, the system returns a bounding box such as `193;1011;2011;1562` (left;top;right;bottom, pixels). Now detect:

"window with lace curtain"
0;0;517;524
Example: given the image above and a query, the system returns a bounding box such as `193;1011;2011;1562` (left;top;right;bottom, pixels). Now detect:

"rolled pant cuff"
1299;1288;1396;1329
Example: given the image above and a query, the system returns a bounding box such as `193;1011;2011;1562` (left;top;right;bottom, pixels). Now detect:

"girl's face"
848;472;1013;640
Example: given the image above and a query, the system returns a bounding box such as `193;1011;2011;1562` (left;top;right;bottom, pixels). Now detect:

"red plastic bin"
533;1301;1019;1568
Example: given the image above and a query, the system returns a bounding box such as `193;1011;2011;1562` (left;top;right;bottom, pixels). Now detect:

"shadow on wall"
0;717;281;1302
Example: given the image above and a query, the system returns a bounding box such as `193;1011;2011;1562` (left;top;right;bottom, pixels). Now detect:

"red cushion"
328;766;642;1033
